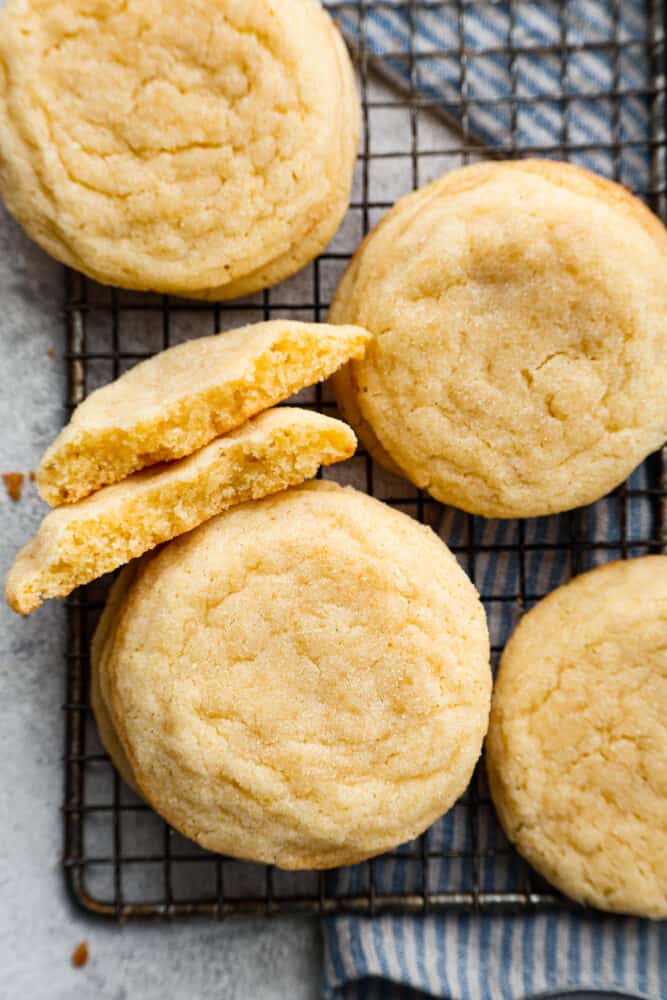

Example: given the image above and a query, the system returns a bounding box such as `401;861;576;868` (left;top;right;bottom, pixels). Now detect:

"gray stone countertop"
0;206;320;1000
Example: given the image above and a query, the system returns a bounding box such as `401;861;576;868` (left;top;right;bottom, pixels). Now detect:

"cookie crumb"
3;472;24;501
47;348;56;359
71;941;89;969
29;471;36;482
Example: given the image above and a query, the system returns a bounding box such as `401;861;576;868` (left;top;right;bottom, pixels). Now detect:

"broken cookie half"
6;408;356;615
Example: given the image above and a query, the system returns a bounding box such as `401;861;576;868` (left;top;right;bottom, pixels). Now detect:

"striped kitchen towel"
321;2;665;997
331;0;655;192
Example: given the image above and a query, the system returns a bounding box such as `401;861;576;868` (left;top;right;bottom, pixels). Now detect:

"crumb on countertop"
3;472;24;501
29;471;36;482
71;941;89;969
47;348;56;359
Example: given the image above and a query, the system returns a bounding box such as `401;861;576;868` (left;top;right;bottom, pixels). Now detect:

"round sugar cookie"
98;481;491;869
0;0;359;298
330;160;667;517
486;556;667;918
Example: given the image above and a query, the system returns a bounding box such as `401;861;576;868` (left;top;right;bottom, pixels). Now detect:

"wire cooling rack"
63;0;667;919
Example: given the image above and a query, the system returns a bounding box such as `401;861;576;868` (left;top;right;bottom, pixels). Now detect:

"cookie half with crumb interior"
37;320;370;505
7;408;356;615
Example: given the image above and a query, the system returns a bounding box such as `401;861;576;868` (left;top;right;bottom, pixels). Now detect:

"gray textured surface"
0;204;321;1000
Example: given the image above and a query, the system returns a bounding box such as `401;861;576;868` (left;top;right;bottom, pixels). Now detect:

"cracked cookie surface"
96;481;491;868
0;0;359;297
486;556;667;917
330;160;667;517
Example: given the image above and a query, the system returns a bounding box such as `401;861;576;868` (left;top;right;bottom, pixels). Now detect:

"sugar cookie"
97;482;491;868
0;0;359;298
331;160;667;517
37;320;370;505
487;556;667;917
7;408;355;614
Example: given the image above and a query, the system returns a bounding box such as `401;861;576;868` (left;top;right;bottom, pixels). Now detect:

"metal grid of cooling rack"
63;0;667;919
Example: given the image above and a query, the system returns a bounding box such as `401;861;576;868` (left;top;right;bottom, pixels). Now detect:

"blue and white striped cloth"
333;0;653;191
321;2;665;998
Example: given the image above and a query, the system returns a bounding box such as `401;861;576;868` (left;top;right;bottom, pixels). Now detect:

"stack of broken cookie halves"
6;321;370;613
1;0;667;919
